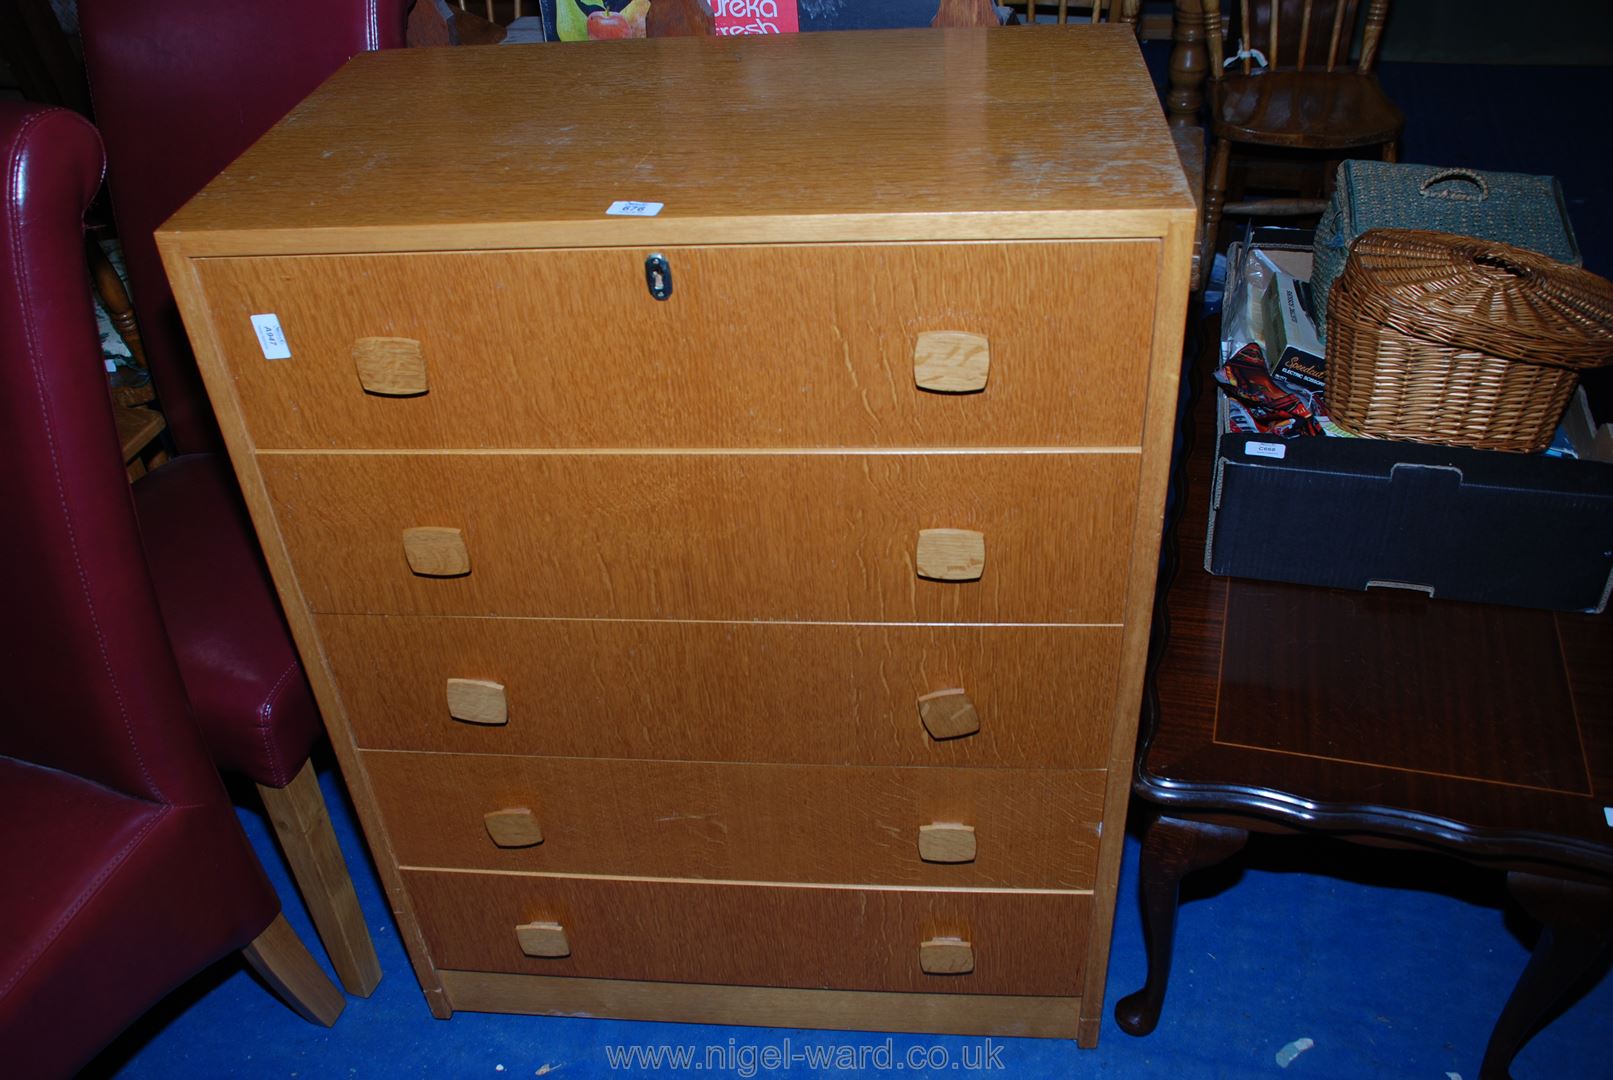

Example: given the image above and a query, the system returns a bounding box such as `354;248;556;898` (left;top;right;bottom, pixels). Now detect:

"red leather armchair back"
0;101;222;805
0;102;286;1077
79;0;409;453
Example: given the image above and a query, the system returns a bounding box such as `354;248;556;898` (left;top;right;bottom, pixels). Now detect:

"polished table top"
1137;333;1613;879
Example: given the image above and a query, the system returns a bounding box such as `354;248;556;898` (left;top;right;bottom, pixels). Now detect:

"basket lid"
1339;229;1613;370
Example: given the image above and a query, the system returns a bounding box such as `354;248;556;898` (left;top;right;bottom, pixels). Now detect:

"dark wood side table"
1116;324;1613;1079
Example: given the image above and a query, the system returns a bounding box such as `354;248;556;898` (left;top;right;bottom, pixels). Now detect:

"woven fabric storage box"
1326;229;1613;453
1313;162;1581;334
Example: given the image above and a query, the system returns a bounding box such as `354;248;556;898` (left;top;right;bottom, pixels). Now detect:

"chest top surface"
161;26;1194;255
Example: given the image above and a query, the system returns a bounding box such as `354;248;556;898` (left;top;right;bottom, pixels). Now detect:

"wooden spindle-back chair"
458;0;522;23
1202;0;1402;244
1016;0;1139;24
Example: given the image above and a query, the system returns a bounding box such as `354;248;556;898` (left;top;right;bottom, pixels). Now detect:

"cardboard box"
1207;242;1613;614
1205;392;1613;612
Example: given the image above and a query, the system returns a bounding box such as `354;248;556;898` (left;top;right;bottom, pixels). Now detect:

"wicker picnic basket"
1325;229;1613;453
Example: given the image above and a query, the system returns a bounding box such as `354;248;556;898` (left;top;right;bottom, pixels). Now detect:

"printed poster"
550;0;798;41
713;0;799;34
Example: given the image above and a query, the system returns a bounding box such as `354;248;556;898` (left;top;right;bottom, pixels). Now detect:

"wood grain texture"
1079;212;1195;1044
321;615;1120;769
159;28;1194;254
919;937;976;974
515;921;570;958
483;808;544;849
241;913;347;1027
260;451;1138;623
915;528;987;582
368;751;1104;889
401;526;470;577
439;970;1081;1038
913;330;991;394
195;241;1156;451
918;823;979;864
156;24;1196;1041
445;677;507;726
918;689;983;742
257;760;383;997
404;869;1090;996
160;235;453;1019
352;337;428;397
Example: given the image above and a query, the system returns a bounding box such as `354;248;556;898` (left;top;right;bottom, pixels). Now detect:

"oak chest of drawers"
160;25;1193;1045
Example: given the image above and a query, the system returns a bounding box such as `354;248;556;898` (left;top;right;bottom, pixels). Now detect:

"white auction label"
606;200;664;217
250;314;292;360
1244;441;1287;460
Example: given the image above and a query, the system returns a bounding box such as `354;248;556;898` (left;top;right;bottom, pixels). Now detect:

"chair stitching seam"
6;109;159;800
0;806;166;999
259;660;300;783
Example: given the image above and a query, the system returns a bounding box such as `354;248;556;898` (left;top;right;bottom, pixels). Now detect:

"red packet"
1215;342;1322;438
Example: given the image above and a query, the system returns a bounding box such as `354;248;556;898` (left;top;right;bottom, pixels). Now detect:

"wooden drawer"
261;451;1138;622
368;751;1104;889
198;241;1158;451
324;614;1121;769
403;869;1089;996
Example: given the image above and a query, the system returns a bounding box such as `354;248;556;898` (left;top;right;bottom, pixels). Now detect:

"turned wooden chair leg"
258;760;382;997
85;237;148;370
1477;873;1613;1080
1115;813;1249;1036
242;913;347;1026
1203;137;1232;257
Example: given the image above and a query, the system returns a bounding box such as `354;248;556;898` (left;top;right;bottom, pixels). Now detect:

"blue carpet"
97;47;1613;1080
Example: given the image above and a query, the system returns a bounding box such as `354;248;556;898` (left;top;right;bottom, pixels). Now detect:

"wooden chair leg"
1203;137;1232;256
1166;0;1211;126
85;237;148;370
242;913;347;1026
258;760;382;997
1382;140;1399;163
1478;873;1613;1080
1115;813;1249;1036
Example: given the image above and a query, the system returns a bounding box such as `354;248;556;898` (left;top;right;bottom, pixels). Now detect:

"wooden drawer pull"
917;822;976;863
913;331;989;393
515;920;570;958
402;526;470;577
919;936;974;975
915;529;985;582
447;678;508;725
484;807;544;848
917;688;980;740
353;336;428;396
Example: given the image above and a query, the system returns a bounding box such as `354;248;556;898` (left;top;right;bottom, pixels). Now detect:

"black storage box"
1205;393;1613;612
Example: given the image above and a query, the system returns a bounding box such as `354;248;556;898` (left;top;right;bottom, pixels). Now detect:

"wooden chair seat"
1211;70;1402;149
1200;0;1402;247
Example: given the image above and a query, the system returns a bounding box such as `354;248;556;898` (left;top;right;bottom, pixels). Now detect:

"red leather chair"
0;101;346;1078
76;0;410;998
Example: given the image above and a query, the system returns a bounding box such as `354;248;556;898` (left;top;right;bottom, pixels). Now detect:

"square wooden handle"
919;936;974;975
447;678;507;725
917;689;980;740
916;529;985;582
402;526;470;577
914;331;989;393
484;807;544;848
353;337;428;395
515;920;570;958
917;822;977;863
